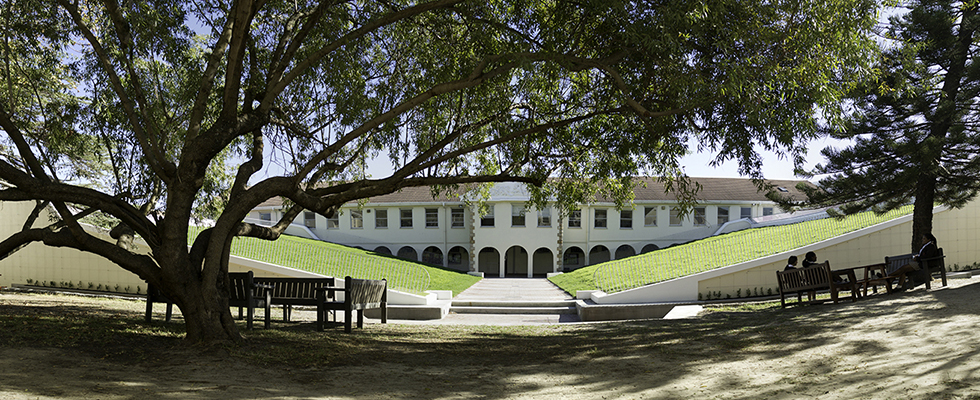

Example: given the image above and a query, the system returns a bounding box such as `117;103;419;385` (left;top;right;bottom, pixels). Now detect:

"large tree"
0;0;878;344
796;0;980;252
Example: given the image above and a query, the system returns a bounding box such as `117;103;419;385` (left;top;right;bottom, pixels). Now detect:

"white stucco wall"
592;202;980;304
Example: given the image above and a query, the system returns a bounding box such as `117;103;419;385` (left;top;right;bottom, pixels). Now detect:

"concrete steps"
450;300;578;315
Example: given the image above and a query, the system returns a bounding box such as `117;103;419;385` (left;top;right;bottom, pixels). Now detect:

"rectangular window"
568;209;582;228
594;209;607;228
400;208;413;228
327;213;339;229
670;207;683;226
481;207;495;227
740;207;752;220
425;208;439;228
375;209;388;228
304;211;316;228
694;207;706;226
259;212;271;221
350;210;363;229
620;210;633;229
512;204;526;227
763;207;774;216
717;207;729;226
538;207;551;227
644;206;657;226
451;208;465;228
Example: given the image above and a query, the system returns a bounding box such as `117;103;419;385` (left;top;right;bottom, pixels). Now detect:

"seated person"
887;233;939;290
801;251;818;268
784;255;798;270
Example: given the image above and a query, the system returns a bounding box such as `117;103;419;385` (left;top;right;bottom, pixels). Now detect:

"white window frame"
375;209;388;228
644;206;657;227
669;207;683;226
512;204;526;227
594;209;607;229
400;208;413;228
620;209;632;229
451;208;465;228
537;207;551;227
694;207;707;226
568;209;582;228
350;210;363;229
425;208;439;228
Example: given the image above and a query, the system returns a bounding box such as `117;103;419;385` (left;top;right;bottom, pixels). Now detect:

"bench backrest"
228;271;254;305
884;253;914;275
254;277;335;300
345;276;387;310
777;261;831;292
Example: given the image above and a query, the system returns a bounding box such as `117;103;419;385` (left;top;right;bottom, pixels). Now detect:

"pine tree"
797;0;980;252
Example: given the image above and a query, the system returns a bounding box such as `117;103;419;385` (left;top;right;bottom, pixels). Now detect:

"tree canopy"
0;0;879;344
796;0;980;251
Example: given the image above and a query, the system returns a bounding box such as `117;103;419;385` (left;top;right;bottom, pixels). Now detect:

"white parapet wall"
589;203;979;304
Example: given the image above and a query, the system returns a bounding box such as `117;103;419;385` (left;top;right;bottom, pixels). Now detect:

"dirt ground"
3;277;980;399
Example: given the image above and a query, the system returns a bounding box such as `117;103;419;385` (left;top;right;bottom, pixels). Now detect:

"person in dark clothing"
785;255;798;270
801;251;818;268
888;233;939;290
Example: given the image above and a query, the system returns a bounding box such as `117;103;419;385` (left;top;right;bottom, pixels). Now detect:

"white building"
247;177;808;277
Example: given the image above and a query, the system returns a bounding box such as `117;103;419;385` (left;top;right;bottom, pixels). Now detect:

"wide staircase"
450;278;577;315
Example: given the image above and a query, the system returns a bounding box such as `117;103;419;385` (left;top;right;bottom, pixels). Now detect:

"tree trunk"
155;257;242;345
911;173;937;253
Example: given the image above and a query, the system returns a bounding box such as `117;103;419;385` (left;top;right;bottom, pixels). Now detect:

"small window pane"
375;209;388;228
351;210;363;229
400;209;413;228
568;209;582;228
259;212;271;221
451;208;465;228
620;210;632;229
538;207;551;227
644;207;657;226
594;209;607;228
670;207;682;226
481;207;495;227
694;207;706;226
717;207;729;226
740;207;752;219
763;207;774;216
304;211;316;228
327;213;339;229
512;204;526;227
425;208;439;228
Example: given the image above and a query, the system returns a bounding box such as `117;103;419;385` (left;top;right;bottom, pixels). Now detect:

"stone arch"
615;244;636;260
589;245;610;265
447;246;470;272
532;248;554;276
505;246;529;277
641;244;660;253
374;246;392;255
397;246;418;261
422;246;444;266
478;247;500;276
562;246;585;272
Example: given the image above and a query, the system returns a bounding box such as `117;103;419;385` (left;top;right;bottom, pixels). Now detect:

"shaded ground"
2;278;980;399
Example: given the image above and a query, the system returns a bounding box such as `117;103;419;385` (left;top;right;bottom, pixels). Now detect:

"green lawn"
188;227;481;297
549;206;914;295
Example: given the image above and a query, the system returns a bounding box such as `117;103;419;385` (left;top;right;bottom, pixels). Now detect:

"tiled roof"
253;177;810;208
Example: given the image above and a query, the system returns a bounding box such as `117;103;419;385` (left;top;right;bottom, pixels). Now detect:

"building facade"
247;177;807;277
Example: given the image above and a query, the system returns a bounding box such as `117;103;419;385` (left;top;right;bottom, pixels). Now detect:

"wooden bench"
144;283;174;323
316;276;387;333
228;271;273;330
863;248;947;292
252;276;336;322
776;261;858;308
